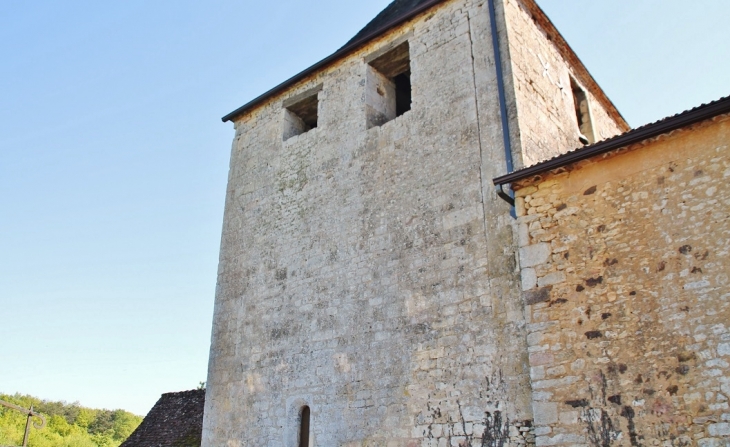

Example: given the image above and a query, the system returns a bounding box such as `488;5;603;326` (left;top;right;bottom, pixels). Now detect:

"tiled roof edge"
119;389;205;447
221;0;445;123
160;389;205;397
493;95;730;186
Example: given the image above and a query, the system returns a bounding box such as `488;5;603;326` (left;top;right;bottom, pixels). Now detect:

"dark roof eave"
493;95;730;186
221;0;445;123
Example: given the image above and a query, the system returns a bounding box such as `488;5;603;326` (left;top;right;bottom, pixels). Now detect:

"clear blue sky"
1;0;728;416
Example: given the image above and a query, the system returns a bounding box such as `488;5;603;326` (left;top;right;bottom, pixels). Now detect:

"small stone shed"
120;390;205;447
494;95;730;444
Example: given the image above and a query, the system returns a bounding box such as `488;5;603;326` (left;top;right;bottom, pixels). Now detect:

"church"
202;0;730;445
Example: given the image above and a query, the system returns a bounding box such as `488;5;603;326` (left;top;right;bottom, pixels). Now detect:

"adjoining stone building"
493;97;730;446
121;389;205;447
203;0;728;445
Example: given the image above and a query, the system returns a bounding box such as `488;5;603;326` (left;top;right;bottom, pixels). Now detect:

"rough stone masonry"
203;0;630;445
511;114;730;446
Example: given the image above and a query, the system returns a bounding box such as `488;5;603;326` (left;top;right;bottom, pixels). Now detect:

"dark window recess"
366;41;411;128
570;77;595;145
298;406;310;447
394;72;412;117
283;89;320;140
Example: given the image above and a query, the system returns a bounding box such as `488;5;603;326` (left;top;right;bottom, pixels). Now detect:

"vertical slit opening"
298;405;310;447
570;76;595;145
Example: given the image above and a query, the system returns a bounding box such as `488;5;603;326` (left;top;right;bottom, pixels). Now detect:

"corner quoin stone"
519;243;551;268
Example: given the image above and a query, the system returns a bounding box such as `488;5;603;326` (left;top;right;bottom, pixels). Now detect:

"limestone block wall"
502;0;628;167
513;115;730;446
204;0;555;445
204;0;635;444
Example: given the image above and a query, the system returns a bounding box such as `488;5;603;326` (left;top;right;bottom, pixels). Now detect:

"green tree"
0;393;142;447
75;407;96;429
111;409;139;441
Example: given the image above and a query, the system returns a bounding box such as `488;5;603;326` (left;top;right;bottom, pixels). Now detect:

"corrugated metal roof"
493;95;730;186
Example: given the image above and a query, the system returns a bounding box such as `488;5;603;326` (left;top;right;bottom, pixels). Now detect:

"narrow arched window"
298;405;310;447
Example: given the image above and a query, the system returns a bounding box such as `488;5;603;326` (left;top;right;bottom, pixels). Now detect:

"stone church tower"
203;0;628;445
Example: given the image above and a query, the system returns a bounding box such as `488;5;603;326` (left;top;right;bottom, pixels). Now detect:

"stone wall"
513;115;730;446
206;1;530;445
503;0;627;168
204;0;627;445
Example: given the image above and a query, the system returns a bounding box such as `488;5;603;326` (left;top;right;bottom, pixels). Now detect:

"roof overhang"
221;0;630;127
493;95;730;186
221;0;445;123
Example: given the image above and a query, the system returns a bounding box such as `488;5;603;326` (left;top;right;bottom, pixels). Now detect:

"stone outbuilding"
494;96;730;445
121;390;204;447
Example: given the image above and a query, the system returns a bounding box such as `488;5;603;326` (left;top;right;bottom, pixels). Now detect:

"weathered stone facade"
502;0;626;167
203;0;628;446
512;114;730;445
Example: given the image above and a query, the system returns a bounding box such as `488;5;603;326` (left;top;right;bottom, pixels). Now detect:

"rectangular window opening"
283;87;321;141
366;41;411;128
570;77;595;145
